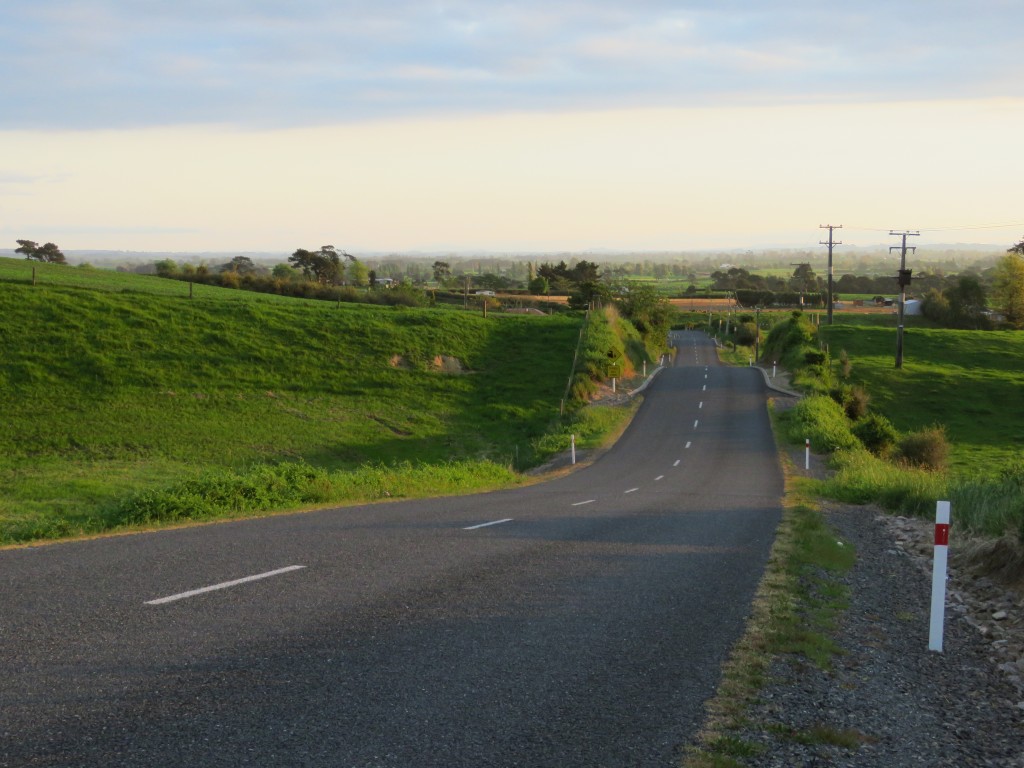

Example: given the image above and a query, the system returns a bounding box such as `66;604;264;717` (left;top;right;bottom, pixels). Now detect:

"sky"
2;1;1023;255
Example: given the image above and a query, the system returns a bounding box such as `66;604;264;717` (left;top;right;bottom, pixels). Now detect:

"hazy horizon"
3;3;1023;253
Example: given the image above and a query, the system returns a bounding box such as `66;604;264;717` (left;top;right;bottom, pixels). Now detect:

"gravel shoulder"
733;395;1024;767
740;501;1024;767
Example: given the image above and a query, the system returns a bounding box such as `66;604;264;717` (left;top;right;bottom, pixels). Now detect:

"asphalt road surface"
1;331;783;767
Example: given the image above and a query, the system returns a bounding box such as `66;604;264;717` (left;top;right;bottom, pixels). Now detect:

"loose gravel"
738;502;1024;767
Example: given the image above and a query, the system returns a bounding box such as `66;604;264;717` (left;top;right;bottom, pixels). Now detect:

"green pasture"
819;324;1024;475
0;258;588;542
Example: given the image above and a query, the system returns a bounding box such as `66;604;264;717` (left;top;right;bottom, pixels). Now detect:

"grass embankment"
1;258;651;544
763;312;1024;545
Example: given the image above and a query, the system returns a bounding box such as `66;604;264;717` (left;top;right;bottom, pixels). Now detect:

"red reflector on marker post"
929;501;951;652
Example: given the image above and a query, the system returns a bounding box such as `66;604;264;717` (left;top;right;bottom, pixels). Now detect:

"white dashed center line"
624;487;639;494
463;518;514;530
655;475;664;481
145;565;306;606
674;459;681;466
572;499;596;507
685;441;692;449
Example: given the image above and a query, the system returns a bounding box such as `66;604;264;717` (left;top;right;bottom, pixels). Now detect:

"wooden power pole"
890;230;919;369
820;224;842;325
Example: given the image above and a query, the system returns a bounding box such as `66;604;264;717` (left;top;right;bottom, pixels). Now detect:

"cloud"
0;1;1021;129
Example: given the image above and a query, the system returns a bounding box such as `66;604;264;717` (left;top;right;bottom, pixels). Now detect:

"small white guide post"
571;434;576;465
805;438;810;470
929;500;951;652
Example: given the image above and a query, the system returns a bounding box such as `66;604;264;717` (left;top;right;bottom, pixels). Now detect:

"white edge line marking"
572;499;596;506
146;565;306;605
463;518;514;530
674;459;681;466
624;487;639;494
655;475;664;481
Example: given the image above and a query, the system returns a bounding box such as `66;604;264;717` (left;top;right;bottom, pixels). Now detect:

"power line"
844;221;1024;234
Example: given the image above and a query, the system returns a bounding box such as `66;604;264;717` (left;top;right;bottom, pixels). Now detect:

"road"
1;331;783;767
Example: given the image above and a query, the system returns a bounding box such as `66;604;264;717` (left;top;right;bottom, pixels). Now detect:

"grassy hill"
819;320;1024;474
0;257;585;542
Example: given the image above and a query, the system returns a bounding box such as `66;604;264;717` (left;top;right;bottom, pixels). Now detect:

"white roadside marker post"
929;501;951;652
805;438;810;470
571;434;576;465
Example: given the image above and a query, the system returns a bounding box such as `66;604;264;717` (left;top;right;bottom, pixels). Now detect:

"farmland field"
0;257;586;542
819;322;1024;474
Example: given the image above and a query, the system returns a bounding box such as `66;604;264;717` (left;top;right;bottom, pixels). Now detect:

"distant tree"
14;239;38;258
220;255;257;275
347;257;369;287
920;288;951;325
568;280;614;310
537;260;571;283
272;263;298;281
528;275;549;295
475;273;515;292
154;258;179;278
15;239;66;263
432;260;452;284
288;248;317;280
944;275;989;328
617;282;672;346
570;260;600;284
289;245;342;284
993;250;1024;328
789;263;817;293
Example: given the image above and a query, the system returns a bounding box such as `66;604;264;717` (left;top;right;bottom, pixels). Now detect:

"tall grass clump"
896;425;950;471
948;462;1024;542
111;461;335;526
784;395;859;453
106;459;519;532
530;403;639;464
819;449;945;517
851;412;900;457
